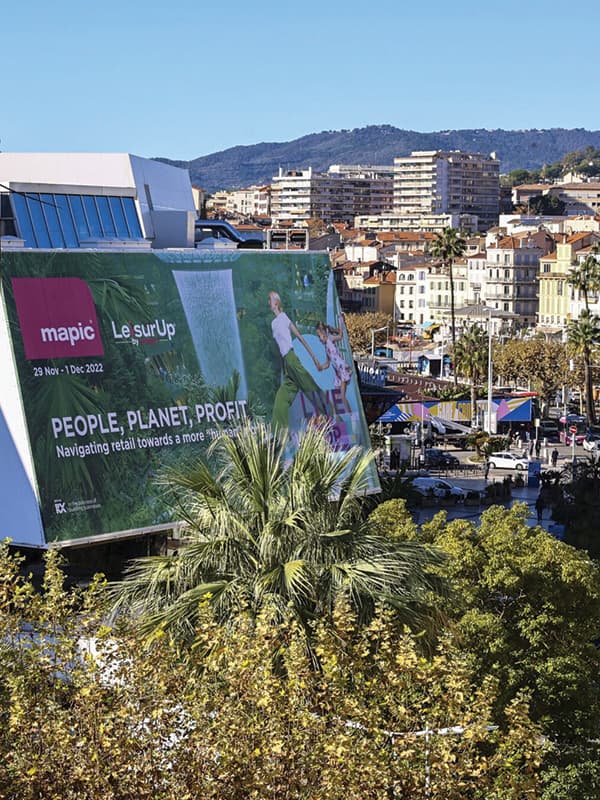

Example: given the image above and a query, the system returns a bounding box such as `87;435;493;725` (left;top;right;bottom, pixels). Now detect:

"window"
0;193;17;237
10;192;143;247
83;196;103;238
40;193;65;248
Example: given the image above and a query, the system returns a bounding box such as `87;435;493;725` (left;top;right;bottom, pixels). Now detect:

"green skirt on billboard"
272;349;321;430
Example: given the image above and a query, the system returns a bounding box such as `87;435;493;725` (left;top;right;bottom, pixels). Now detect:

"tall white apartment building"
271;165;393;225
393;151;500;231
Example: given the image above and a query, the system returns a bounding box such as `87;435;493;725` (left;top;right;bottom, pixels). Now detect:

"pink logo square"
11;277;104;360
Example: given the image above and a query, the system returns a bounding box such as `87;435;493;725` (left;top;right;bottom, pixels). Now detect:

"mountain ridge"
156;125;600;192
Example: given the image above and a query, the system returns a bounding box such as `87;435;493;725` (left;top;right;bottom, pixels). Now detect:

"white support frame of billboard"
0;287;46;547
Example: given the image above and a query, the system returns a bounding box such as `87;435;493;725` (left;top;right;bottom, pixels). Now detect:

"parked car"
424;448;460;468
487;451;529;471
583;435;600;453
409;477;467;502
538;420;560;443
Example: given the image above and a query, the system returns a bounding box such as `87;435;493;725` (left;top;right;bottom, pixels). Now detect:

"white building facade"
271;165;393;225
0;153;196;249
393;150;500;231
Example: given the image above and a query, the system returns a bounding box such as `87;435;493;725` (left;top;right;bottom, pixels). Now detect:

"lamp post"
370;325;389;358
486;307;493;434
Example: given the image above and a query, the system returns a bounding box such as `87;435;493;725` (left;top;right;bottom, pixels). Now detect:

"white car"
409;477;466;501
583;436;600;453
487;451;529;470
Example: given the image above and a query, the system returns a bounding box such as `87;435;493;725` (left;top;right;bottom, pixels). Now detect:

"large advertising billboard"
1;250;377;544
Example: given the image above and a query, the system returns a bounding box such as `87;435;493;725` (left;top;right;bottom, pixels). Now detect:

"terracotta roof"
556;182;600;190
567;231;594;243
513;183;551;191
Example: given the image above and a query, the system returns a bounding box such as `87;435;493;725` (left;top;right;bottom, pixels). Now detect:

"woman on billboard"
268;290;323;430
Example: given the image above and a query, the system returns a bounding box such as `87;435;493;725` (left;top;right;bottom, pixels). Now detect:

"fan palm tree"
430;228;467;385
568;244;600;314
110;422;443;644
567;310;600;425
453;324;488;427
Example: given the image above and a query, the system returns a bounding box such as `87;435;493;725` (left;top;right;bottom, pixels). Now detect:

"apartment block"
546;183;600;216
354;211;478;233
393;150;500;231
426;260;469;324
271;166;393;225
537;232;600;331
485;231;554;327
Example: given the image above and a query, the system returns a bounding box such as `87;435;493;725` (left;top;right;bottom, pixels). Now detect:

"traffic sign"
569;425;578;434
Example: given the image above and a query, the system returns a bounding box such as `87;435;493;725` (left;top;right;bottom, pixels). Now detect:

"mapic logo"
11;277;104;360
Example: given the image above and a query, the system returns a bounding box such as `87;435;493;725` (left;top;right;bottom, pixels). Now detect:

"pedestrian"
551;448;559;468
535;439;541;458
535;495;544;522
484;460;490;481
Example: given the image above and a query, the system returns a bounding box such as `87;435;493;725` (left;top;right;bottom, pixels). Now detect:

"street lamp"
370;325;389;357
486;307;493;434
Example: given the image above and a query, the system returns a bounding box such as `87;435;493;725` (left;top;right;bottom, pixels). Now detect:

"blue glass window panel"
82;196;102;238
109;197;129;238
122;197;143;238
96;196;116;238
55;195;79;247
40;194;65;248
69;196;90;241
26;194;51;248
11;193;36;247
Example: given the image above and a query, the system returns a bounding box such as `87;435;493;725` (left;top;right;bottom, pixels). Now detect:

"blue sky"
4;0;599;161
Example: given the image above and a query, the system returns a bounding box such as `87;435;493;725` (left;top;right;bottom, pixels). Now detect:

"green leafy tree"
416;504;600;749
344;311;392;353
493;338;568;415
453;324;488;425
528;194;566;215
110;422;443;645
0;542;548;800
430;228;466;382
502;168;539;187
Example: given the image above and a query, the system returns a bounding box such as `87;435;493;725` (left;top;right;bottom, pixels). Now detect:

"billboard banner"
378;397;532;425
2;250;377;544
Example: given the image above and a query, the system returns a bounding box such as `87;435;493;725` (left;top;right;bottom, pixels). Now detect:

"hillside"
157;126;600;192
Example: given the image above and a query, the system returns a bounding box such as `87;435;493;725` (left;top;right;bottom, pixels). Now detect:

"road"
409;439;587;536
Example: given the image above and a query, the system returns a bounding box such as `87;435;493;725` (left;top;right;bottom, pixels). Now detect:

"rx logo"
54;501;67;515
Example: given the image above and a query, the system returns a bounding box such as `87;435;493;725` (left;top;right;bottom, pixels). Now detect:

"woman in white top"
269;290;322;431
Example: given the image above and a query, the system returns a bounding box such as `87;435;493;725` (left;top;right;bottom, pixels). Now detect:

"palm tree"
568;244;600;313
110;422;443;644
453;324;488;427
430;228;467;385
567;311;600;425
